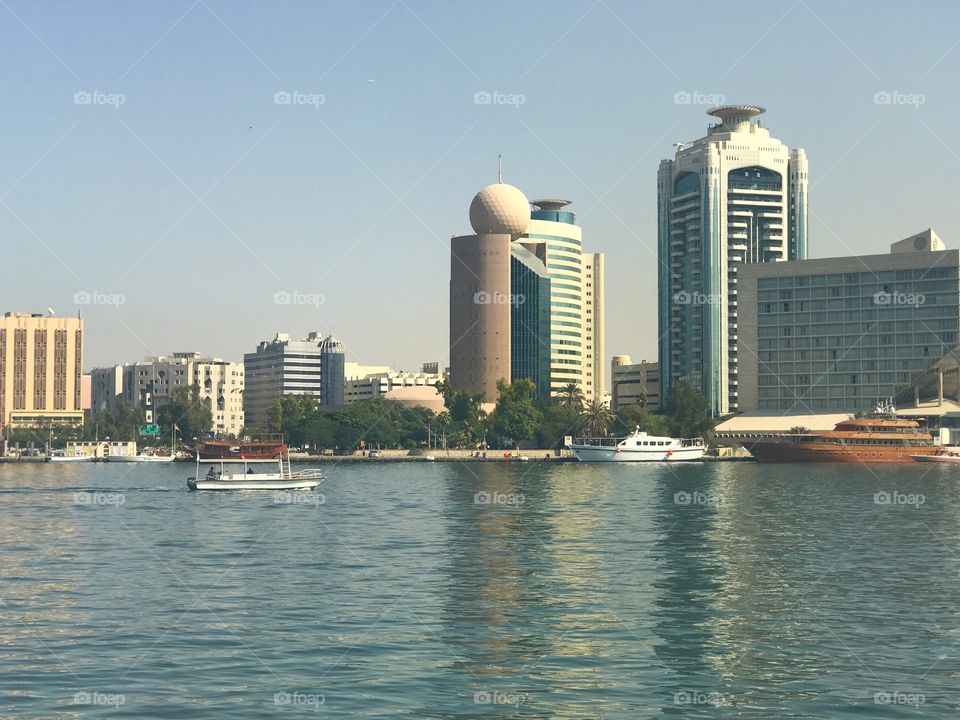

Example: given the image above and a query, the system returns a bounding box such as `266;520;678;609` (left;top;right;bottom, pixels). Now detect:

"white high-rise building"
657;105;809;416
522;200;606;401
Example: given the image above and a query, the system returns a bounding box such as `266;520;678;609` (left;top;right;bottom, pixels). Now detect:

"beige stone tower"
449;183;531;402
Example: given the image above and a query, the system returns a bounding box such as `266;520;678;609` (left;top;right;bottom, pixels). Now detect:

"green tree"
156;384;213;441
615;404;669;436
488;378;543;449
578;399;615;437
663;381;712;438
558;382;586;410
535;401;580;449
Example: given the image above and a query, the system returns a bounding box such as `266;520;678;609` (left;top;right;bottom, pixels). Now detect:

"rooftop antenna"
498;154;502;183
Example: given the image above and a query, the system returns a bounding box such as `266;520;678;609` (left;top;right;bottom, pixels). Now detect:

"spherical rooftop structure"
319;334;344;354
469;183;531;236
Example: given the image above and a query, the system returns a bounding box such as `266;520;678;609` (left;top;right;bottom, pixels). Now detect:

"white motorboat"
107;453;175;463
568;426;705;462
912;449;960;463
188;454;322;491
46;452;93;463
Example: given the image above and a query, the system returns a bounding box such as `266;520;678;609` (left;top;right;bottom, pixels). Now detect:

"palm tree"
558;383;586;410
579;399;615;437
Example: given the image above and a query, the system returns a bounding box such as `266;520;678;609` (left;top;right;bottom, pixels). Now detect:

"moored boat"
107;453;175;463
746;416;940;463
568;426;705;462
187;454;321;491
46;451;93;463
912;448;960;463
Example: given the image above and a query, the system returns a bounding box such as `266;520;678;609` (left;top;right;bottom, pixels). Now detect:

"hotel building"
737;229;959;413
0;312;84;429
658;105;809;416
450;182;605;402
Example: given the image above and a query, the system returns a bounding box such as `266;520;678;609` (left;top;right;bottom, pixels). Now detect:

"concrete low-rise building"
738;229;959;414
345;364;445;404
610;356;659;411
92;353;245;436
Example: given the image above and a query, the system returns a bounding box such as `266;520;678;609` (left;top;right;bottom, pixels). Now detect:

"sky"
2;0;959;379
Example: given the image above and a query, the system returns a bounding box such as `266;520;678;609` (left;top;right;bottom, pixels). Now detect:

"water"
2;460;959;718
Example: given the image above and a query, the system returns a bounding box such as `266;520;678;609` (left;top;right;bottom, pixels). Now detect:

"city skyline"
3;2;960;373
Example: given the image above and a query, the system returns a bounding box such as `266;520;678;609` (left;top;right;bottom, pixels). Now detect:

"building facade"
0;312;84;429
345;363;445;404
738;229;958;413
611;356;660;411
92;353;244;436
319;335;345;407
658;105;809;416
510;244;551;398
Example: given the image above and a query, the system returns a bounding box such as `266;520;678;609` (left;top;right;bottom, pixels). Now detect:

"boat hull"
911;453;960;463
187;477;320;491
747;441;941;463
106;455;174;463
570;445;705;462
46;455;93;463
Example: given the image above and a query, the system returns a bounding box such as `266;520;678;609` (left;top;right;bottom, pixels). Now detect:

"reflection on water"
2;461;960;718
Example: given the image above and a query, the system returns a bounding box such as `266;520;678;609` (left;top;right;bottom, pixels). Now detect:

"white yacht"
46;451;93;463
107;452;175;463
568;427;706;462
188;455;322;491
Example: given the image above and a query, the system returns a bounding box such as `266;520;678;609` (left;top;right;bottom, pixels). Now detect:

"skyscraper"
319;335;345;407
521;200;605;401
657;105;809;416
449;182;530;401
510;244;551;398
450;182;606;402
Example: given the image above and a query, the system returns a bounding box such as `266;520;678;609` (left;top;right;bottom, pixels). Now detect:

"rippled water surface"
2;460;960;718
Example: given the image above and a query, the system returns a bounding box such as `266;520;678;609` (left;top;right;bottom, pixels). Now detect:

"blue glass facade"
510;246;551;398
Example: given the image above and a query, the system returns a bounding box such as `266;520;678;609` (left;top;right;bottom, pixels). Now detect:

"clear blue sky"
2;0;959;377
